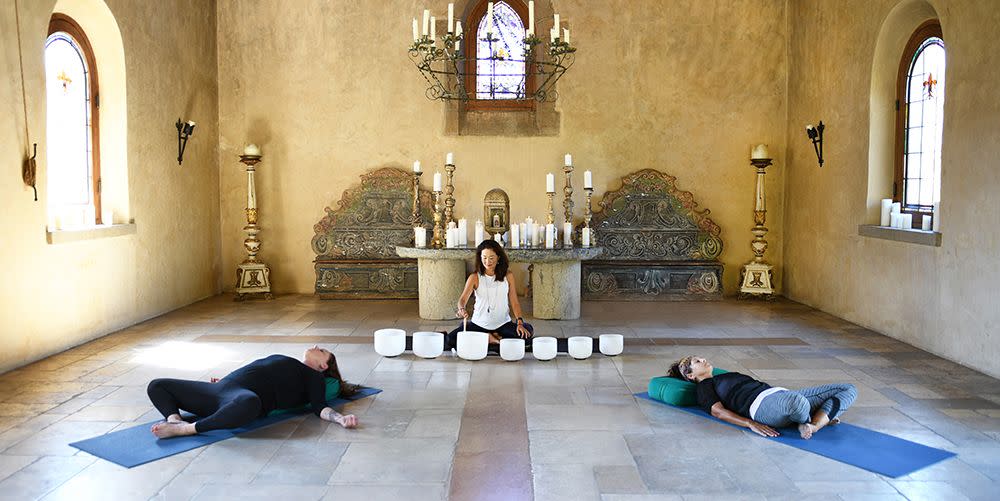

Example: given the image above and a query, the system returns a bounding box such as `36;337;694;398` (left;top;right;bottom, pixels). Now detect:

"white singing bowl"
599;334;624;356
532;336;558;361
457;331;489;361
412;331;444;359
373;328;406;357
568;336;593;359
500;338;525;361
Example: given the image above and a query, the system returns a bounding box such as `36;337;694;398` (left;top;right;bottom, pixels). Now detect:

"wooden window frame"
463;0;535;111
893;19;942;221
48;13;103;224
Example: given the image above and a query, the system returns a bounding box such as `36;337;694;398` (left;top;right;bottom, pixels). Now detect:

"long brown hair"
324;353;358;397
475;239;509;280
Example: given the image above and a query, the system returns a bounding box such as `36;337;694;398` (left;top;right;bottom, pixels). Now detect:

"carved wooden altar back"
312;167;433;299
583;169;724;300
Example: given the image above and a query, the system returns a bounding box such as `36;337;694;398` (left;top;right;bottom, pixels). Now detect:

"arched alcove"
50;0;129;222
866;0;940;223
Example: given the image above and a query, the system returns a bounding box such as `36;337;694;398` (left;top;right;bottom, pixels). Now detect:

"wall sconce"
176;118;196;165
805;121;824;167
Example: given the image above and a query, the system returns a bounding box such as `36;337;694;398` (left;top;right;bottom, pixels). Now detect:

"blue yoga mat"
635;392;956;478
70;387;382;468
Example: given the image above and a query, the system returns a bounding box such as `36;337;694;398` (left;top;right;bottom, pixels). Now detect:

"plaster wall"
783;0;1000;378
216;0;789;297
0;0;220;373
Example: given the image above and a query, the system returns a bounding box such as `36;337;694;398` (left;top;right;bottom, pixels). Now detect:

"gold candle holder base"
431;190;445;249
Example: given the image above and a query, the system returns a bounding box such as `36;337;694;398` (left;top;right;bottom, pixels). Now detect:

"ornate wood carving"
583;169;724;300
312;167;434;298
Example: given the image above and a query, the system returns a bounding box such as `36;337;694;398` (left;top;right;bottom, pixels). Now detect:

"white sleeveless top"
471;273;510;330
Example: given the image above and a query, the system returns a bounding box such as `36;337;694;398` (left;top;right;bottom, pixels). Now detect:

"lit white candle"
553;13;560;33
448;3;454;33
413;160;421;173
563;222;573;246
880;199;892;226
546;173;555;193
243;143;261;156
581;227;591;247
433;172;442;192
422;9;430;36
430;16;436;41
583;170;592;189
528;1;535;33
564;153;572;166
563;28;570;44
751;144;769;160
446;152;454;165
412;18;419;42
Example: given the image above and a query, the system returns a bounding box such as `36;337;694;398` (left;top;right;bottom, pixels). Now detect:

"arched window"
464;1;533;109
895;20;944;219
46;13;102;225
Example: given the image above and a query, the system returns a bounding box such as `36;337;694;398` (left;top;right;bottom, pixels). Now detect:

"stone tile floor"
0;295;998;500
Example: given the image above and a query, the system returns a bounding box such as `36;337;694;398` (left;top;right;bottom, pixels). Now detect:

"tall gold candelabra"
444;163;456;227
562;164;574;222
546;192;555;225
740;157;775;297
431;190;445;249
235;153;272;301
411;170;423;227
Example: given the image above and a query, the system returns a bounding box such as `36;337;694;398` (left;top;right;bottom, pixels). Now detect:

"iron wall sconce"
176;118;196;165
805;121;824;167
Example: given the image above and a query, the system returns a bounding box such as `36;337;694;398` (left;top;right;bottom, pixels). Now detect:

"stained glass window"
45;28;95;212
902;37;945;210
475;2;526;100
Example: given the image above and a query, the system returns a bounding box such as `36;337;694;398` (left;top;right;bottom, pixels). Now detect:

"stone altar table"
395;246;604;320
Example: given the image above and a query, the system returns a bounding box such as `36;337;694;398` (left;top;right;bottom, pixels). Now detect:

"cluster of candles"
880;198;932;230
412;1;569;46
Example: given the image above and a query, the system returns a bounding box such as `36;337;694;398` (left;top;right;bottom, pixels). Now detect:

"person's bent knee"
788;394;811;423
147;378;168;396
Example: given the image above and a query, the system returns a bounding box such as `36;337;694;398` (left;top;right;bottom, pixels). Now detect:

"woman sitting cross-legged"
446;239;533;350
146;346;359;438
668;356;857;439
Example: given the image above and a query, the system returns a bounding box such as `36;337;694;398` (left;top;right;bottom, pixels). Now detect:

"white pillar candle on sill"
901;213;913;229
545;224;555;249
458;218;468;245
563;222;573;246
582;227;591;247
890;202;901;215
519;222;527;246
414;227;426;248
880;198;892;226
494;232;503;247
933;203;941;231
890;213;901;228
474;220;485;247
510;224;520;248
921;215;932;231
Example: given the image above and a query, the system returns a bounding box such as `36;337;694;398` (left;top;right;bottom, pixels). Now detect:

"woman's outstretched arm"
456;274;478;318
320;406;358;428
709;402;779;437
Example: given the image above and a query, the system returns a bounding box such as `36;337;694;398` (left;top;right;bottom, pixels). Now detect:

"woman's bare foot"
151;421;196;439
488;333;502;344
166;413;184;424
798;423;818;439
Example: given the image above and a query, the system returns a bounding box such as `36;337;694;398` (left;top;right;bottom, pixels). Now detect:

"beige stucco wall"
783;0;1000;378
216;0;789;297
0;0;220;374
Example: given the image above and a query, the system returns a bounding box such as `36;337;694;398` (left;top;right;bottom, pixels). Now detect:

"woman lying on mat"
446;239;533;350
668;356;857;439
146;346;359;438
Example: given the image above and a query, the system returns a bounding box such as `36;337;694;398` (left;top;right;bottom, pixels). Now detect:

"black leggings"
147;378;262;433
446;320;534;350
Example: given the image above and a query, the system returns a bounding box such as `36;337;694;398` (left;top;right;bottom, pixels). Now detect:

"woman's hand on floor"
335;414;358;429
748;420;780;437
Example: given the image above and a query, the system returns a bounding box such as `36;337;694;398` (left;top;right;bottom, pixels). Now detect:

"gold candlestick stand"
431;190;445;248
584;187;594;246
411;170;423;226
444;163;456;227
235;154;273;301
739;157;775;298
546;192;555;225
563;164;574;246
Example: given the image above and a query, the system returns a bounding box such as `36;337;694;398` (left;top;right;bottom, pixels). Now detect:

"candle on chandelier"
412;18;419;42
564;153;572;166
528;1;535;33
584;170;592;189
550;27;557;43
446;152;454;165
448;3;454;33
430;16;436;41
413;160;421;173
422;9;430;36
546;173;555;193
433;172;442;192
456;21;463;38
563;28;570;44
554;13;560;33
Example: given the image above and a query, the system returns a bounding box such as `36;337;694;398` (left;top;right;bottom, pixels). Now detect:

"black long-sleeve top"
220;354;327;416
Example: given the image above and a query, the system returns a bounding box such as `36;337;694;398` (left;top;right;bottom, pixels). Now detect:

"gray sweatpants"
752;383;858;428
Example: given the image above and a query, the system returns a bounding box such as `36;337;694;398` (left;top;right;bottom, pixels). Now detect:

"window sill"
858;224;941;247
47;223;137;244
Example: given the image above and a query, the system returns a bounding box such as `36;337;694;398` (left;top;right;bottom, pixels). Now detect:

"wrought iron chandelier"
408;2;576;102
